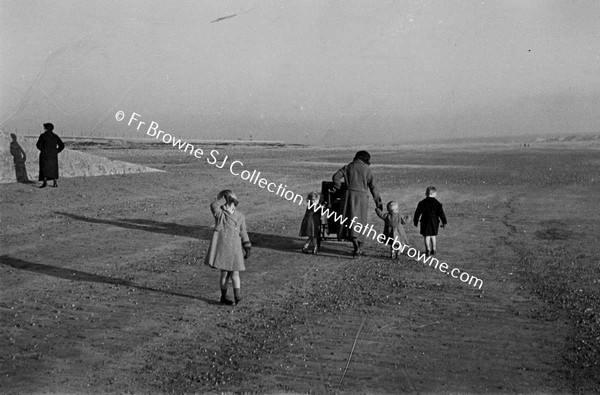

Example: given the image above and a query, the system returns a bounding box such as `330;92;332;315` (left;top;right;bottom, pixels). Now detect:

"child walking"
376;201;410;259
205;189;251;305
299;191;322;254
413;186;447;256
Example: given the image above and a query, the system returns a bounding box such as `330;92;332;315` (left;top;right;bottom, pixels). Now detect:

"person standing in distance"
36;123;65;188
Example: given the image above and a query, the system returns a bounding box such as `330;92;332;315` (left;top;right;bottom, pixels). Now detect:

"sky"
1;0;599;144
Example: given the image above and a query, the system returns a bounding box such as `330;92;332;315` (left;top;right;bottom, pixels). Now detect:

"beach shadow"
9;133;33;184
54;212;305;253
0;255;219;305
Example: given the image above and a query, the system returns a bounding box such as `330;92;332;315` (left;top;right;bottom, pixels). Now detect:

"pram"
319;181;346;240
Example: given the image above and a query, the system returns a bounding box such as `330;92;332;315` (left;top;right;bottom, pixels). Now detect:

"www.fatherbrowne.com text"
305;199;483;289
116;110;484;289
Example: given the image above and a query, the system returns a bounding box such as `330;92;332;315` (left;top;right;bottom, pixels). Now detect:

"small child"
299;191;323;254
204;189;251;305
376;201;410;259
413;186;447;256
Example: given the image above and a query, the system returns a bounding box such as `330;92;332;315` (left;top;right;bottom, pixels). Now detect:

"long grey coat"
204;201;251;271
332;159;381;242
36;131;64;180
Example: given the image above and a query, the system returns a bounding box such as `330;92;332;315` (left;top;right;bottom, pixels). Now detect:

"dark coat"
332;159;381;241
36;131;64;180
414;197;447;236
204;201;251;271
299;206;322;238
375;208;410;245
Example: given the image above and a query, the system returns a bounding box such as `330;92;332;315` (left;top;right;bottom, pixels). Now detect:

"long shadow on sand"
55;211;310;254
9;133;34;184
0;255;219;305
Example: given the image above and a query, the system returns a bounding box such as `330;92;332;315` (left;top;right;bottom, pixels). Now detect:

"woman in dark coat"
332;150;382;257
36;123;64;188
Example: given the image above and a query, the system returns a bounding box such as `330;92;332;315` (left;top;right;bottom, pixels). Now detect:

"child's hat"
222;190;239;206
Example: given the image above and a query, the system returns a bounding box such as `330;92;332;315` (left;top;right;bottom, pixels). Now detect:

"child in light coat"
205;190;251;305
376;201;410;259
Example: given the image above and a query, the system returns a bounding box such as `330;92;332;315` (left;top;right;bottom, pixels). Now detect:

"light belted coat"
204;200;251;271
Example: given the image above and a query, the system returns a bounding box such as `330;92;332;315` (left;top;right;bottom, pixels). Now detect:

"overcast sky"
1;0;599;144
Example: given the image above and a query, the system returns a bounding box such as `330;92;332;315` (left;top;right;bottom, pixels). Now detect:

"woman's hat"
353;150;371;165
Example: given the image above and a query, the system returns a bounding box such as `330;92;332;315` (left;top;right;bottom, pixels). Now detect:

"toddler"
299;191;323;254
376;200;410;259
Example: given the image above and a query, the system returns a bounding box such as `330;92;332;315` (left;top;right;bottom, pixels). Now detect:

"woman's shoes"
312;246;318;254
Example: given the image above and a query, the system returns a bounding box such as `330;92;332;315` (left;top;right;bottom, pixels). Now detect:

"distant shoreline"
18;133;599;151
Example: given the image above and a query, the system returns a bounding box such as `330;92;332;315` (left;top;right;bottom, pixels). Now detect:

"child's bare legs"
351;237;363;257
302;237;314;253
302;238;310;253
311;237;319;254
423;236;431;255
228;271;239;288
220;271;242;305
231;271;242;305
424;236;437;255
394;238;409;259
303;237;320;254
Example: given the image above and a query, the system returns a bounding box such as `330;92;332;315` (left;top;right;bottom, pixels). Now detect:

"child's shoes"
233;288;242;305
220;289;234;305
220;296;234;305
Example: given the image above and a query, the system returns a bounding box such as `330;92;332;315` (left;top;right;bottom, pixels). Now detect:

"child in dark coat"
376;201;410;259
413;186;447;256
299;192;323;254
205;190;251;305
